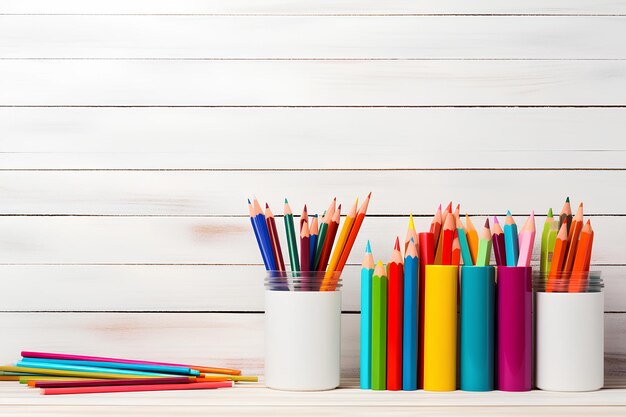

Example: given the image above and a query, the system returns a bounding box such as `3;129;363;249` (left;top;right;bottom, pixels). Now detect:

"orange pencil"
440;211;456;265
569;220;594;293
317;204;341;272
546;223;568;292
451;230;461;266
562;203;584;277
430;204;442;248
435;202;453;264
465;214;479;265
559;197;572;234
324;193;371;290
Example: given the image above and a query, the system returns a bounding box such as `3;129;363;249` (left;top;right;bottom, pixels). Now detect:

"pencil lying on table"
41;381;234;395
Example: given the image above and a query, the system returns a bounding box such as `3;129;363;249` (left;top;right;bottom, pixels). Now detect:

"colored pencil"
517;211;536;267
569;220;594;292
300;204;308;231
371;261;388;390
332;193;371;277
300;219;311;272
265;204;286;271
455;215;473;266
465;214;479;265
313;199;335;270
322;198;358;289
562;203;584;277
540;208;556;275
546;223;568;292
33;377;195;389
402;238;418;391
20;352;242;376
405;214;419;254
435;202;453;264
249;199;270;270
309;214;319;268
199;375;258;382
559;196;573;234
387;238;404;391
283;199;300;272
253;198;277;270
417;231;434;389
19;358;199;376
0;366;164;380
430;204;442;248
0;376;22;381
440;212;455;265
503;210;519;266
16;361;172;377
475;218;493;267
451;231;461;266
316;204;341;272
41;381;234;395
492;216;506;267
360;241;375;390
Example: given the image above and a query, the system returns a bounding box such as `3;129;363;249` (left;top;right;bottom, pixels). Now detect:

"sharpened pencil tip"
566;196;570;203
547;207;553;217
265;203;269;209
284;198;288;204
484;218;490;228
506;210;512;216
366;240;371;253
247;198;251;204
367;191;372;199
493;216;499;225
394;237;400;250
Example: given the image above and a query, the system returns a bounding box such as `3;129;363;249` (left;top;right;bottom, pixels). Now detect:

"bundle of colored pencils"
542;198;595;292
248;193;371;291
0;351;257;395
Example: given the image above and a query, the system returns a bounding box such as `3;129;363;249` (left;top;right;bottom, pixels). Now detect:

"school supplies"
41;381;233;395
492;217;506;267
456;215;473;266
265;204;286;271
402;239;419;391
371;261;388;390
440;214;456;265
360;241;374;390
562;203;584;277
559;197;573;233
387;238;404;391
283;199;300;272
517;211;536;267
503;211;519;266
309;215;319;268
300;220;311;272
475;218;492;267
546;223;569;292
465;214;479;265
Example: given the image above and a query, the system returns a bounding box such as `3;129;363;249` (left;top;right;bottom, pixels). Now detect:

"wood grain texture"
0;313;623;381
3;0;626;15
3;60;626;105
0;216;624;265
0;170;623;215
0;264;623;312
3;16;626;59
1;107;625;169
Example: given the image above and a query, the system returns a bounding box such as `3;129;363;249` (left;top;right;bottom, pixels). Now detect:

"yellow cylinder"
423;265;458;391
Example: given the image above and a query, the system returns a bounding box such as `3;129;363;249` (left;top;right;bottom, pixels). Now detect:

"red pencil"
316;205;341;271
35;377;195;389
451;230;461;266
41;381;233;395
430;204;442;248
417;231;434;389
265;204;286;271
300;220;311;272
492;216;506;267
387;237;404;391
440;212;456;265
300;204;308;231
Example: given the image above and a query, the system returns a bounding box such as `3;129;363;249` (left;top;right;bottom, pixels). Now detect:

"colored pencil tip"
410;237;415;243
438;204;442;210
547;207;553;217
579;202;583;208
376;261;384;267
493;216;500;225
337;204;342;209
284;198;288;203
366;240;371;253
394;237;400;250
303;204;307;212
484;218;490;228
566;196;570;203
367;191;372;199
506;210;512;216
408;213;415;230
265;203;269;209
446;201;452;211
247;198;251;204
586;219;591;225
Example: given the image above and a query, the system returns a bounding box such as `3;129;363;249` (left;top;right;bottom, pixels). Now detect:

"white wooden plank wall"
0;0;625;383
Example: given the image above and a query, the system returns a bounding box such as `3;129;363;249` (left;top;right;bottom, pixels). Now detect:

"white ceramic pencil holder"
534;271;604;392
264;271;342;391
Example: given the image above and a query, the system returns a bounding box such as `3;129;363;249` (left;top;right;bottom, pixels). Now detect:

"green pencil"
371;261;388;390
540;208;556;275
283;199;300;272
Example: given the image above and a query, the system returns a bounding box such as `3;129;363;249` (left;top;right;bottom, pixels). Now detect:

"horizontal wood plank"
0;170;623;215
0;216;622;264
2;60;626;105
3;16;626;59
1;107;625;169
0;264;623;312
0;312;623;381
3;0;626;15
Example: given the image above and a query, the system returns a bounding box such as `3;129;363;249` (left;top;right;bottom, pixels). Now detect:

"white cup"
264;272;342;391
535;291;604;391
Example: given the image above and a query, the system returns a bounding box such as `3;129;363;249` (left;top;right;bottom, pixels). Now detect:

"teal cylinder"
460;266;495;391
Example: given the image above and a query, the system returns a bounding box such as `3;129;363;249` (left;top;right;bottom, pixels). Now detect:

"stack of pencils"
248;193;371;291
541;198;595;292
0;351;257;395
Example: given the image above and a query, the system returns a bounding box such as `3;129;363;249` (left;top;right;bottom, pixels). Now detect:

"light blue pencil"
16;361;172;377
402;239;418;390
360;241;374;389
20;358;199;376
456;224;474;266
504;210;519;266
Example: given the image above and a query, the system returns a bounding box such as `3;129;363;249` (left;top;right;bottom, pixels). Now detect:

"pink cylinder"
497;266;532;391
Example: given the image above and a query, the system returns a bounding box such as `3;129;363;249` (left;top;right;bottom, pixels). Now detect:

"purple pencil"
492;217;507;267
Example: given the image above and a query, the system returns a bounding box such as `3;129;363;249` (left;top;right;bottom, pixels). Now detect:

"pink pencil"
517;211;536;267
41;381;234;395
21;352;241;376
35;377;194;389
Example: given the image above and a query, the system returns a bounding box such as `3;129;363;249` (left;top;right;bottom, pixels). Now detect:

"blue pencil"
20;358;199;376
248;199;270;270
402;239;418;390
253;198;277;271
360;241;374;389
457;224;474;266
504;210;519;266
16;360;172;377
309;214;318;269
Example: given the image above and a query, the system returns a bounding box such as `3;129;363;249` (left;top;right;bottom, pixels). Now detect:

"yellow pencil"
465;214;479;265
